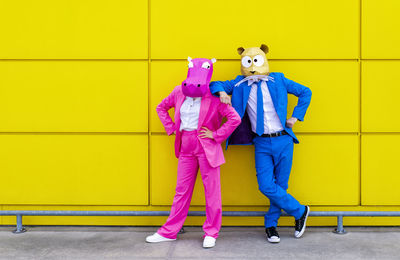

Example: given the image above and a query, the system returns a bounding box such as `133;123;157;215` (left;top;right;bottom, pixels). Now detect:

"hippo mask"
181;57;217;98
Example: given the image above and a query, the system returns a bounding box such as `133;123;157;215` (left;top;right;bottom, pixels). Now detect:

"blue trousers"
254;134;305;228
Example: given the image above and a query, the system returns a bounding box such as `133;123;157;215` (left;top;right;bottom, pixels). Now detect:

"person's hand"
219;91;231;105
286;117;298;128
199;127;214;139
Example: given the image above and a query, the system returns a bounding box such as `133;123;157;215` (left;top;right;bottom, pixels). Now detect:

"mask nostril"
197;84;200;87
183;83;187;86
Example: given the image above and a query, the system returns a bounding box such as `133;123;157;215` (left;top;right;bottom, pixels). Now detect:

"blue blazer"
210;72;312;148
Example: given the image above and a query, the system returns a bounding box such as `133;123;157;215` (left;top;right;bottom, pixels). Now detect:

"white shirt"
246;80;284;134
179;97;201;131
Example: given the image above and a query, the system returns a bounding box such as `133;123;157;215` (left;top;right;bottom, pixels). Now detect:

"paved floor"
0;226;399;260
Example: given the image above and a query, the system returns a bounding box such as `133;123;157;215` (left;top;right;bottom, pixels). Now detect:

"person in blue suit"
210;44;312;243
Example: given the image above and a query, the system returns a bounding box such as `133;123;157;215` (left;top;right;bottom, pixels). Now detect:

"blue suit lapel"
266;77;286;127
242;83;251;115
266;79;277;108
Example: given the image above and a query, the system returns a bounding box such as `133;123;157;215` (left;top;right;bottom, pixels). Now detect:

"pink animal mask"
182;57;217;98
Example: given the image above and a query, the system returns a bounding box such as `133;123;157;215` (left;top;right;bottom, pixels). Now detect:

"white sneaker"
203;236;216;248
267;236;280;243
145;233;176;243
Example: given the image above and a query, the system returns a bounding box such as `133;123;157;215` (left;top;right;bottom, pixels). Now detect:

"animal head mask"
237;44;269;77
181;57;217;97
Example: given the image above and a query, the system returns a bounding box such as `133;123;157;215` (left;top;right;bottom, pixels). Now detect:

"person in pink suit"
146;57;241;248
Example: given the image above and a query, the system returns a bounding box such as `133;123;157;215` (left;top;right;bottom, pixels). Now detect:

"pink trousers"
157;130;222;239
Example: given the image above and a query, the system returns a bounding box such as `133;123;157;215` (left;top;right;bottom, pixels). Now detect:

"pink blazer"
156;85;241;168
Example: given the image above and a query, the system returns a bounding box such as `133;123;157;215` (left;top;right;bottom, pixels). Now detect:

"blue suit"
210;72;312;227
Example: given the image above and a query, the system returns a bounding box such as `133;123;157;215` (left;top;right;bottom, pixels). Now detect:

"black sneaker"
265;227;280;243
294;205;310;238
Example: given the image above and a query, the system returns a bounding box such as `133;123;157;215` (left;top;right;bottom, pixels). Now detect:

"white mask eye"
241;56;252;68
188;61;194;68
201;61;211;69
253;55;264;67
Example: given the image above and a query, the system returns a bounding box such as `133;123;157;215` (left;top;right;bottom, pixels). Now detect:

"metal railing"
1;210;400;234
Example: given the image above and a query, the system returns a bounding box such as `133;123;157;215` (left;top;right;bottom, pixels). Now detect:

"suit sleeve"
156;88;177;135
281;74;312;121
212;103;241;144
209;79;236;96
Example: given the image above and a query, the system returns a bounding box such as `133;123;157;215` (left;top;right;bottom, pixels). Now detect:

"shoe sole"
295;206;310;238
203;244;215;248
145;238;176;243
267;238;280;243
203;242;216;248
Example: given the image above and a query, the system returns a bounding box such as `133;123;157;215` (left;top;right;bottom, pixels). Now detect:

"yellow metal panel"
0;0;148;59
361;134;400;205
362;61;400;132
0;61;148;132
151;0;359;59
150;134;180;205
151;134;359;206
151;60;359;133
0;0;396;227
0;134;148;205
362;0;400;59
150;61;186;133
289;134;359;205
272;61;359;133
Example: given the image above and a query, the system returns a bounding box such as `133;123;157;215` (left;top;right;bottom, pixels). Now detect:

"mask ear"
237;47;245;55
260;44;269;54
211;58;217;64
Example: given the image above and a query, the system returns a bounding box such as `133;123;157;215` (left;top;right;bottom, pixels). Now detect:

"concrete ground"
0;226;399;260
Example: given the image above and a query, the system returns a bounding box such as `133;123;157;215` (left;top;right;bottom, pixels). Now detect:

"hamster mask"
181;57;217;98
237;44;270;77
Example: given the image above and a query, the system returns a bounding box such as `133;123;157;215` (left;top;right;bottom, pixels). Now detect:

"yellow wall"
1;0;400;227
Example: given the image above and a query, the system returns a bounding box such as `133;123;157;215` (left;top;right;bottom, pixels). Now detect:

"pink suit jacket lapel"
174;93;186;131
197;92;211;130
